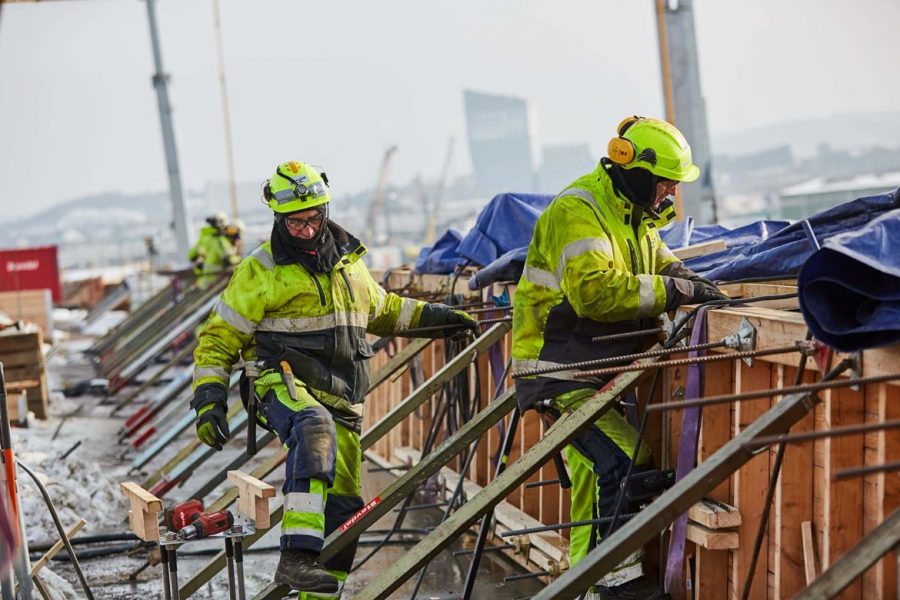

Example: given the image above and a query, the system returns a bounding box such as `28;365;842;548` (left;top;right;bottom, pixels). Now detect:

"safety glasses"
284;212;325;230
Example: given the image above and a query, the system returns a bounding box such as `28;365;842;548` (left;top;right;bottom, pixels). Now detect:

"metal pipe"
575;343;807;379
513;339;727;377
234;539;245;600
160;545;172;600
224;538;236;600
647;372;900;413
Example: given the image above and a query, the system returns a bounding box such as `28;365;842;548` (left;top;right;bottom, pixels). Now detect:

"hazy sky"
1;0;899;221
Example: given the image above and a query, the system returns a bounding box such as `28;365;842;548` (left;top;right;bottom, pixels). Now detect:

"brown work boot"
274;549;339;593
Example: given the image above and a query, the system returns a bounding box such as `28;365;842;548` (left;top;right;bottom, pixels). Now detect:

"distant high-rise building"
537;144;596;194
464;90;536;197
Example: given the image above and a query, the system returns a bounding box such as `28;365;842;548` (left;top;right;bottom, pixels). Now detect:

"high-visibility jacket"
193;230;429;407
188;226;239;288
511;162;681;410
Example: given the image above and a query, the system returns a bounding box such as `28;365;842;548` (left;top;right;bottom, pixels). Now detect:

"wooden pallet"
0;329;49;419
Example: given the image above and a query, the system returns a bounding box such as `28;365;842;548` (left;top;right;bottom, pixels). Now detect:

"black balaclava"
271;206;342;273
604;159;657;209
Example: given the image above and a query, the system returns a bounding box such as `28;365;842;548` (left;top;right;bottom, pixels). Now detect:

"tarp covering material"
799;205;900;352
683;190;899;281
660;217;789;251
456;193;553;267
467;247;528;291
414;229;466;275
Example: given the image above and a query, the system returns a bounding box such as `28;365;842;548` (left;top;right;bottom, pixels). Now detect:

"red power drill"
176;510;234;540
171;499;204;533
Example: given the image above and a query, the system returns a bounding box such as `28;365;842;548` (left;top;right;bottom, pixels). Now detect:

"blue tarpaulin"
799;200;900;352
684;192;898;281
456;193;553;267
414;229;466;275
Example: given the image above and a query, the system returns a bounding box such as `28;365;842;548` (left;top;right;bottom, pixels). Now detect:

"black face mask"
606;161;657;208
271;208;342;272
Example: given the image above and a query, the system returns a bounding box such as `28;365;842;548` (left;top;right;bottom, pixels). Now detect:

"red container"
0;246;61;303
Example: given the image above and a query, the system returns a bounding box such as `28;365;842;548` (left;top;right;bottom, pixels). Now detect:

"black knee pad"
289;405;337;483
323;494;365;574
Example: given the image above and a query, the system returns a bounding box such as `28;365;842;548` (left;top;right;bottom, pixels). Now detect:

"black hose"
16;459;95;599
32;542;152;562
29;532;141;553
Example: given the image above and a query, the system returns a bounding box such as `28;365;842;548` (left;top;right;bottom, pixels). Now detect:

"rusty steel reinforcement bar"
350;351;660;600
574;343;808;379
360;322;510;451
835;460;900;481
395;316;513;337
744;419;900;449
794;506;900;599
646;372;900;413
532;370;845;600
513;339;728;377
321;386;518;562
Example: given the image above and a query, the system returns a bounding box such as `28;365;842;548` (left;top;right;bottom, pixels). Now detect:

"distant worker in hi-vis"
190;161;476;597
512;117;727;599
187;211;240;288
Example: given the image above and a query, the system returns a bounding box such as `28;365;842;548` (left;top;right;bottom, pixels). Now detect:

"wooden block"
685;521;739;550
227;470;276;529
672;240;726;261
0;290;53;339
689;501;741;529
120;481;162;541
802;520;818;585
31;518;86;575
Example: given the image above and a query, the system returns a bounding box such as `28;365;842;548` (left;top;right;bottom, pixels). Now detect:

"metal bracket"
848;352;863;391
723;317;757;366
510;535;531;556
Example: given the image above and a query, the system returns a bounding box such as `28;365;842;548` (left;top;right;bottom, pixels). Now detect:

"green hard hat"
608;117;700;183
264;161;331;214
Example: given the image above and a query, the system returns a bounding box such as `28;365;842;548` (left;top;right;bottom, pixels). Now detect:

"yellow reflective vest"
511;161;681;409
188;226;239;289
193;230;429;407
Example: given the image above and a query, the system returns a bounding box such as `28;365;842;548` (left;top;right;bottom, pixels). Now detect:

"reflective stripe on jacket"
511;162;681;410
193;235;429;406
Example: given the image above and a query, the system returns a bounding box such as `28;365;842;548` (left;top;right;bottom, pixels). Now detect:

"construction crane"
423;137;455;246
363;145;398;244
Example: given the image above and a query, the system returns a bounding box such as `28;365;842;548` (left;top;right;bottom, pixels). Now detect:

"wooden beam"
689;501;741;530
227;470;275;529
672;239;726;261
802;520;818;585
685;521;738;550
120;482;162;541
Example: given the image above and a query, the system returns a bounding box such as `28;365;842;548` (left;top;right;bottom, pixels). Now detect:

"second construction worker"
187;211;240;288
191;161;476;597
512;117;727;599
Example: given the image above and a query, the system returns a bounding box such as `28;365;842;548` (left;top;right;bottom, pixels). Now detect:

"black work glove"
191;383;230;450
415;303;479;340
689;280;729;304
660;261;717;288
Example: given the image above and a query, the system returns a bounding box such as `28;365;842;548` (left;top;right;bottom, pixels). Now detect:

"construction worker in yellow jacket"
187;211;240;288
512;117;727;600
191;161;476;597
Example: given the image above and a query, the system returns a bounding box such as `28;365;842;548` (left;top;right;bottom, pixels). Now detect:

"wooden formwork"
0;328;49;419
362;271;900;599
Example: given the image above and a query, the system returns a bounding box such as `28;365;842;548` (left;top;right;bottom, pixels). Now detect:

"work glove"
689;280;729;305
191;383;230;450
660;261;718;288
415;303;479;340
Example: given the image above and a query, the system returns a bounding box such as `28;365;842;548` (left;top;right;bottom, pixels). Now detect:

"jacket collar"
596;162;677;229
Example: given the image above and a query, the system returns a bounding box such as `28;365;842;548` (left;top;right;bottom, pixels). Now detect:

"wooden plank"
802;520;818;585
774;365;816;599
227;470;276;529
822;385;865;599
672;240;726;261
685;521;738;550
689;502;741;530
730;360;772;599
695;358;733;599
0;289;52;338
31;519;87;575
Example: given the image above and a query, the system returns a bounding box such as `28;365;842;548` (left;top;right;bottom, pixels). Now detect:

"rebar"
504;571;550;583
513;339;727;377
524;479;561;489
592;327;664;343
575;343;807;379
500;513;639;537
834;461;900;481
646;372;900;413
745;419;900;449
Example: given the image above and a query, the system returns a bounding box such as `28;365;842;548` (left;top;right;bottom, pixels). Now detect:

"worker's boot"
593;575;667;599
274;549;339;593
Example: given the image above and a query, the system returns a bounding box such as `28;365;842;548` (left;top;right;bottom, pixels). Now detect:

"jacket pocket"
356;338;374;360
